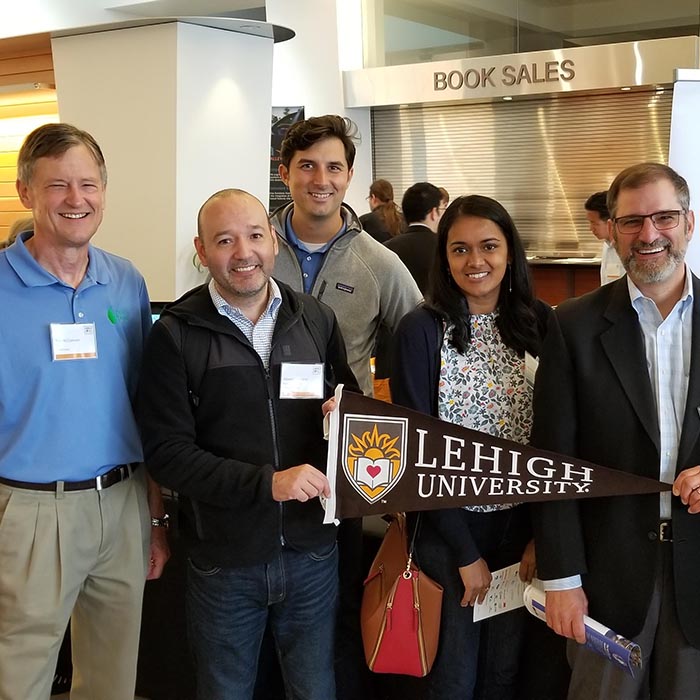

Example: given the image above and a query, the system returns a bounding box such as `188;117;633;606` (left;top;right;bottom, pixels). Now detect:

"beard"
617;236;687;285
219;275;269;299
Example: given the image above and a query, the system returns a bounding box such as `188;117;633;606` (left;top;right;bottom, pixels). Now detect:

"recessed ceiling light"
503;96;513;101
621;86;631;91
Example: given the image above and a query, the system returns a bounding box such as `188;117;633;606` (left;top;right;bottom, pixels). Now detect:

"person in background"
0;215;34;250
391;195;552;700
534;163;700;699
385;181;444;294
439;186;450;211
359;178;404;243
137;189;357;700
373;181;444;388
585;190;625;285
0;122;169;700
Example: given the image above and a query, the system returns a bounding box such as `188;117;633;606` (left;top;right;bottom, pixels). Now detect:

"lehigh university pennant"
322;386;670;523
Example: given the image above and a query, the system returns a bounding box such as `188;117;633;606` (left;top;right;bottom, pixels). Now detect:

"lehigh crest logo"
342;414;408;504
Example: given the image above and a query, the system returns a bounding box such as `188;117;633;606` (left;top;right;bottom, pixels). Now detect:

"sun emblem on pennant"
342;416;407;504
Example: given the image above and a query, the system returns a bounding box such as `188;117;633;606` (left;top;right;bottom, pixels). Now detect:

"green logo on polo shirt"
107;308;129;324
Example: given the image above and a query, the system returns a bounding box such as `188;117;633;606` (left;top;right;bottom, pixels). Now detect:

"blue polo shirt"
284;211;346;293
0;233;152;482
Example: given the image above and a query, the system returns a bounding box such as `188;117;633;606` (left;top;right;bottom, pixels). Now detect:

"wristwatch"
151;513;170;528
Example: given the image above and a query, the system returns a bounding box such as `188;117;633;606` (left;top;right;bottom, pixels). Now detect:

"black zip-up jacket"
136;281;358;568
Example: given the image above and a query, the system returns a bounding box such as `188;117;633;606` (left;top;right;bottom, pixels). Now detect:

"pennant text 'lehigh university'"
322;386;670;523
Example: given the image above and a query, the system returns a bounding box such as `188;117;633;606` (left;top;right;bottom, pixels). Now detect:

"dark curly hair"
427;194;542;357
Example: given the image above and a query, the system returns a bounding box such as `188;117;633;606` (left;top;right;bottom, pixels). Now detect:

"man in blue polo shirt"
0;123;169;700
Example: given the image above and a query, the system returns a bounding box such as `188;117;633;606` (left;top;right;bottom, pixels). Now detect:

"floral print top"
438;312;532;512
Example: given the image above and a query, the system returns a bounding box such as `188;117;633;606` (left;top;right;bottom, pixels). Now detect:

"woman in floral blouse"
391;195;552;700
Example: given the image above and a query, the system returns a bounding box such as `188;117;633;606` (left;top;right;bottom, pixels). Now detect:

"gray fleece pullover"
271;202;422;396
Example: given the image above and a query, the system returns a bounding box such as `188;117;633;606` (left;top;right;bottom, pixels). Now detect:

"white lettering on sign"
413;427;592;502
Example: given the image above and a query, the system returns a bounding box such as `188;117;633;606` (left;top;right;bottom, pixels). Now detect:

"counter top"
527;257;601;266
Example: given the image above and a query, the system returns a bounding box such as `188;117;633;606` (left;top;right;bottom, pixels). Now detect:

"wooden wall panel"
0;182;16;197
0;33;57;243
0;100;59;119
0;33;53;87
530;264;601;306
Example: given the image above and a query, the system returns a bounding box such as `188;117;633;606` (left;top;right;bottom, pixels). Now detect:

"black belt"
0;463;140;493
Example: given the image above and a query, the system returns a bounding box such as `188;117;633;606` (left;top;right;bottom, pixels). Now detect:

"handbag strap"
405;512;422;573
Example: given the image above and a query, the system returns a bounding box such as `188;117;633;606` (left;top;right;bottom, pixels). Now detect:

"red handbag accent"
360;514;443;677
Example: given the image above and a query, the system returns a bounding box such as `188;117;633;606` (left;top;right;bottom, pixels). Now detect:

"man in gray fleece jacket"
271;114;421;398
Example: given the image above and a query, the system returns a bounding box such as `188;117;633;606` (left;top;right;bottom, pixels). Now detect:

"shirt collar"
5;231;110;289
628;263;694;314
284;209;347;254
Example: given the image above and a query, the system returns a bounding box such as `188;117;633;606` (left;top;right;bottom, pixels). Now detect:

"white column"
266;0;372;214
669;69;700;276
52;20;274;299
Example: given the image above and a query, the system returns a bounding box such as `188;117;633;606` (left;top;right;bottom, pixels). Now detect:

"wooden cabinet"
529;263;600;306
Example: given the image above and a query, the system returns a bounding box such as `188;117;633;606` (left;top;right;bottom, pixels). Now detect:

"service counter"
528;257;601;306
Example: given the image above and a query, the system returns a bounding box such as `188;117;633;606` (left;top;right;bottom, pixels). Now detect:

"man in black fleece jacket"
137;189;357;700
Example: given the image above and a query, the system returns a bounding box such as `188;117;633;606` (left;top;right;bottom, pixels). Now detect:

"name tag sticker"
280;362;324;399
50;323;98;361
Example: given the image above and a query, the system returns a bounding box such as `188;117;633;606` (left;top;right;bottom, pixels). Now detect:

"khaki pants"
0;468;150;700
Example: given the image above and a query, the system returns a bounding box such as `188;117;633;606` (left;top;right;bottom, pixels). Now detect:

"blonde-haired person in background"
0;215;33;250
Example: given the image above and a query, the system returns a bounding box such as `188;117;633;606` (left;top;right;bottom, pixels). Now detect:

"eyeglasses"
613;209;685;235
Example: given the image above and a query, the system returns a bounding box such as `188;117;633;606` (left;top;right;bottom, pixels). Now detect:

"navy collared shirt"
284;211;346;293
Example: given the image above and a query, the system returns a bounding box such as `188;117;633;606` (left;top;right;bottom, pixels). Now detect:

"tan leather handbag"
360;513;443;677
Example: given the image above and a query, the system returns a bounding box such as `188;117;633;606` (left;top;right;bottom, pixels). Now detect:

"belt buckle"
95;464;132;492
95;465;116;491
659;521;673;542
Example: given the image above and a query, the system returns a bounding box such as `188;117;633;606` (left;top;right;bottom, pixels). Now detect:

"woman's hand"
519;539;537;583
321;397;336;417
458;558;492;607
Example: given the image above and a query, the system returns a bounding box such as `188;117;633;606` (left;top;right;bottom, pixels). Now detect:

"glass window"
363;0;700;68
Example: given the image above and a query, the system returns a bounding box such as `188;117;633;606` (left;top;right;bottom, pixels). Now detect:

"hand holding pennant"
322;385;671;524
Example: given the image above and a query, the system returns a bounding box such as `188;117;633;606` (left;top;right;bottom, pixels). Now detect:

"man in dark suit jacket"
385;181;443;294
374;182;442;382
532;162;700;699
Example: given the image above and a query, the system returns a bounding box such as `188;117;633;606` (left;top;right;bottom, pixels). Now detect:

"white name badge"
279;362;324;399
50;323;98;361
